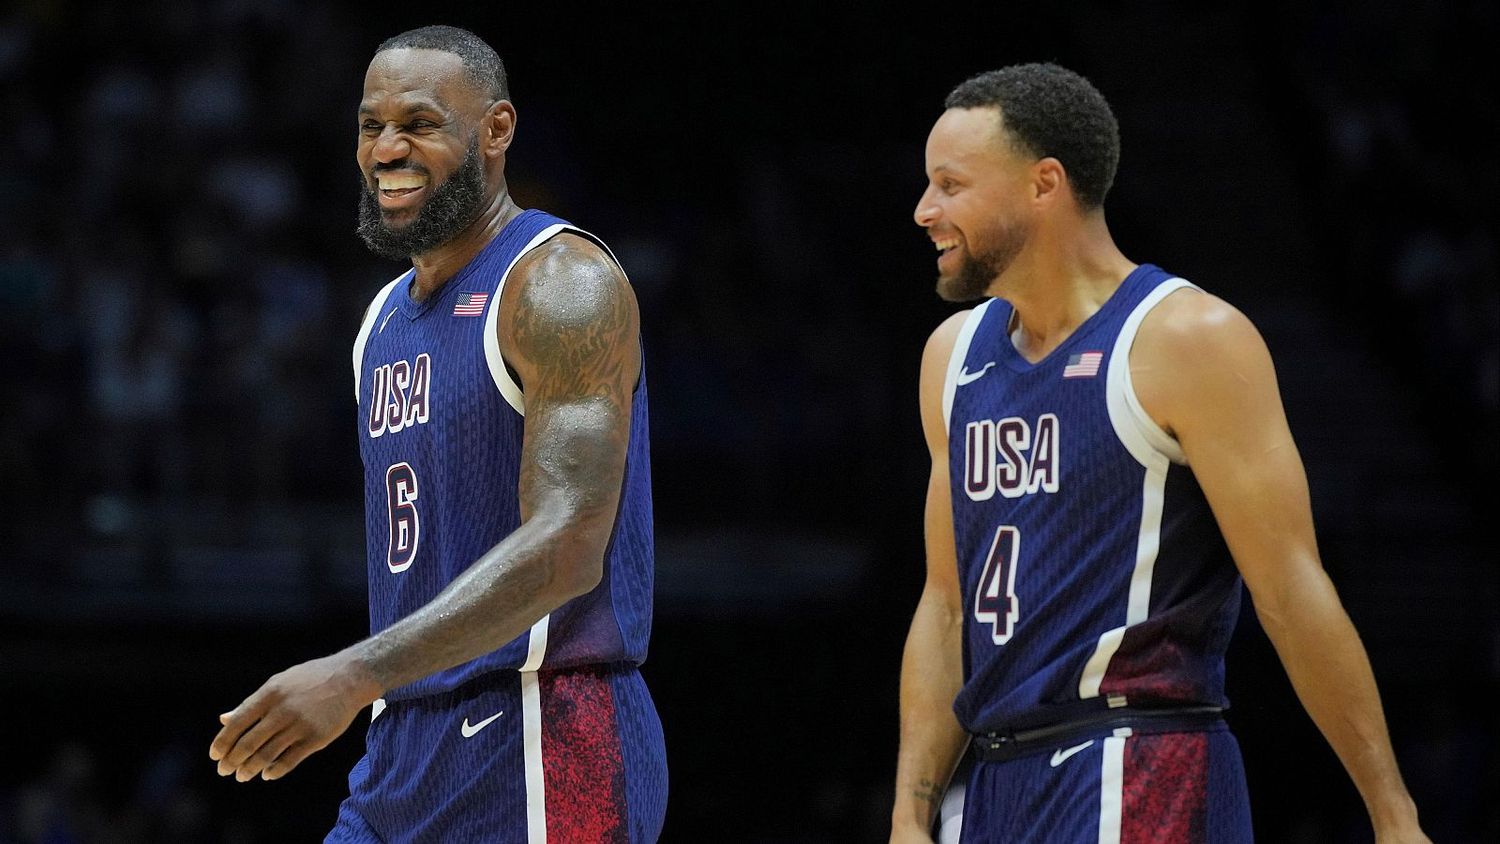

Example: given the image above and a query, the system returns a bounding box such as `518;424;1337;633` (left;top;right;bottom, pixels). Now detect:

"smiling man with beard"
892;64;1428;844
208;25;667;843
355;130;485;260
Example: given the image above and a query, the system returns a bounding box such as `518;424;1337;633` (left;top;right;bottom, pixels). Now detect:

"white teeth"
934;238;960;252
377;172;428;190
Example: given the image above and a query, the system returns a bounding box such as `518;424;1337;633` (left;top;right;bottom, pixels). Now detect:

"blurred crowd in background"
1;1;1494;841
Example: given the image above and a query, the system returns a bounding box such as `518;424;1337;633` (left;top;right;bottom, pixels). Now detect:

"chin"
380;208;418;226
936;272;993;304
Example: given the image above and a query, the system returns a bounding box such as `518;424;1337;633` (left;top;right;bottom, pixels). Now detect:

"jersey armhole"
941;299;996;435
351;271;411;402
1105;279;1197;467
482;224;634;417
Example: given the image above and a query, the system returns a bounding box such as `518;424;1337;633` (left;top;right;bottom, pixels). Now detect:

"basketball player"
208;26;666;842
892;64;1429;843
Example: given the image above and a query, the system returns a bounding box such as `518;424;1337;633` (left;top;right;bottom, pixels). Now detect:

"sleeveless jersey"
351;209;654;702
944;264;1241;733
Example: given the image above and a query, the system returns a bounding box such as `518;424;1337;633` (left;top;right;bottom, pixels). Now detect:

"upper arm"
919;311;970;605
1131;292;1323;608
498;234;641;547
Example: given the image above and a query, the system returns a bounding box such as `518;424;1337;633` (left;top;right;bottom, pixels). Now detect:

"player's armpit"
501;233;641;593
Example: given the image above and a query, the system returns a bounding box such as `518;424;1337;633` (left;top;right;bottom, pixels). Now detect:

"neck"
988;211;1136;363
408;188;522;302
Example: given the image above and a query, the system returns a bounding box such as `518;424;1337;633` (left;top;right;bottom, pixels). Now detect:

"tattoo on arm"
912;777;945;806
352;237;640;693
510;239;639;524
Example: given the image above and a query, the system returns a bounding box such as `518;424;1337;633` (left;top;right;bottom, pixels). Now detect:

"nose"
372;126;411;165
914;185;940;228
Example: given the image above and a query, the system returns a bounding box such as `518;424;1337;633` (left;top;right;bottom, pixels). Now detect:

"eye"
360;120;382;134
939;179;959;195
408;120;438;131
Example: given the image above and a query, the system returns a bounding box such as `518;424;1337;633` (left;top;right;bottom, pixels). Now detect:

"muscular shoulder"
1132;288;1278;438
499;232;641;394
507;233;636;330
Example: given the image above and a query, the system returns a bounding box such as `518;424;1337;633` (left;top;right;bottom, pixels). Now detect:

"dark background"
1;0;1496;841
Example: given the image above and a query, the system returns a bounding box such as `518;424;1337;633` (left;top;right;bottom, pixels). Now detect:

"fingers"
236;729;300;782
217;713;288;778
209;691;269;762
261;740;317;781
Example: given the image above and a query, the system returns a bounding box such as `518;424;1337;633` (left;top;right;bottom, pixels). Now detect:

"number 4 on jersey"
975;525;1020;644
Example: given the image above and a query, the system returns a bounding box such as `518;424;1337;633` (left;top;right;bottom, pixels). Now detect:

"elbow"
525;500;614;601
545;520;609;599
556;552;605;599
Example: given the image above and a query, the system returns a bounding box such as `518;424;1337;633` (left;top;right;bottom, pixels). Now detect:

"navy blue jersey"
351;209;654;702
944;265;1241;733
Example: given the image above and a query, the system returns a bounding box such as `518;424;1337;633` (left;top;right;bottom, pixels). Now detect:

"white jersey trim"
521;669;547;844
351;271;410;402
1079;277;1197;702
520;612;550;843
482;221;630;417
942;299;997;435
1097;727;1133;844
1105;277;1198;468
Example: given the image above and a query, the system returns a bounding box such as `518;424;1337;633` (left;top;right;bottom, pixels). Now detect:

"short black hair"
945;63;1119;210
377;25;508;101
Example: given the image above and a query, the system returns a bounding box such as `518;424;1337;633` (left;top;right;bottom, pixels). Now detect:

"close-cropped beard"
356;138;486;261
936;217;1031;303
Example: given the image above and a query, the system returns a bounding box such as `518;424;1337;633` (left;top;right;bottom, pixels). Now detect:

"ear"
483;100;517;158
1032;156;1066;207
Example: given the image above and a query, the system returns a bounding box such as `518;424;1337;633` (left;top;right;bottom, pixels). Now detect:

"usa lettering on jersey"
963;413;1060;501
368;353;433;438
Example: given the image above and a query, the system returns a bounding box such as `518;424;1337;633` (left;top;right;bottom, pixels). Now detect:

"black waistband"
970;705;1225;763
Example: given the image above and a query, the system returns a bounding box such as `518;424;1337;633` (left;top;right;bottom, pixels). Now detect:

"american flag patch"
1062;351;1104;378
452;292;488;316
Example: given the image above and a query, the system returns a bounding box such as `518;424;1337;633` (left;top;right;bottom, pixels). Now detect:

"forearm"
345;513;602;695
1255;569;1418;828
893;592;969;834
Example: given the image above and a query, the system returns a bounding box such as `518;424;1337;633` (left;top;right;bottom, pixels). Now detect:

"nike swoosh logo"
460;710;505;738
956;362;996;386
1050;740;1095;767
379;308;398;334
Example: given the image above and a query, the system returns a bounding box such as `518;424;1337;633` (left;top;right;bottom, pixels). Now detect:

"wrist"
890;815;933;838
337;644;388;707
891;792;939;832
1368;792;1420;832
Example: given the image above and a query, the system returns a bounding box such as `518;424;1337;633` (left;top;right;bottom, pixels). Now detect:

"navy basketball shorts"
326;665;667;843
959;722;1252;843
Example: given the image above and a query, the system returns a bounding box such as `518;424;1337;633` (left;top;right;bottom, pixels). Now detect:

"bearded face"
936;212;1033;303
356;133;487;261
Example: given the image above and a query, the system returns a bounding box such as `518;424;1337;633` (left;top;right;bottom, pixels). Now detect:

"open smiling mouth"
376;171;429;206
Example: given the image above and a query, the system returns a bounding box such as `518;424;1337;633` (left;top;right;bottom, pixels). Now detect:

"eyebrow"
357;101;449;117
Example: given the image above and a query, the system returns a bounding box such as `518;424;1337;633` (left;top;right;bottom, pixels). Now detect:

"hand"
208;652;382;782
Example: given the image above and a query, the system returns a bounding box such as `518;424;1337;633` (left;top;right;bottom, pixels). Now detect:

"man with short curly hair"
893;63;1428;844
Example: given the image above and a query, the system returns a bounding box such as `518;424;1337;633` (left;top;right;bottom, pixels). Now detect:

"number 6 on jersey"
976;525;1020;643
386;462;420;573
